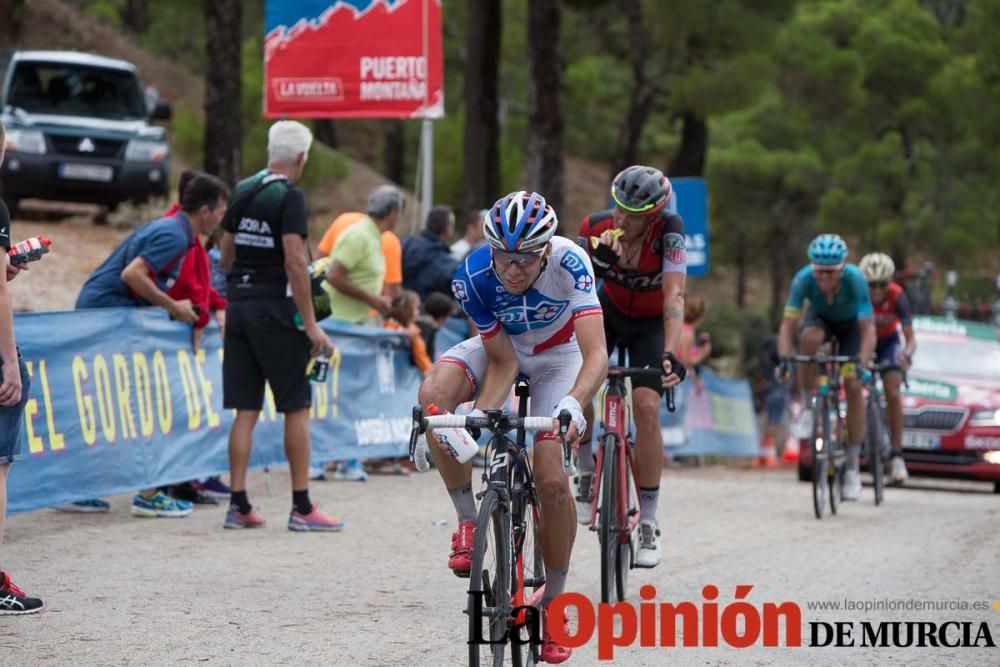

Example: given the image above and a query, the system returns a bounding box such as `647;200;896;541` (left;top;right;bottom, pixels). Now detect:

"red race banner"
264;0;443;119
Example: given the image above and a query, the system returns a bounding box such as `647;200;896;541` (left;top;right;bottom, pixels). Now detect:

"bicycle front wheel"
616;448;638;602
598;433;619;603
510;486;542;667
468;489;512;667
810;396;827;520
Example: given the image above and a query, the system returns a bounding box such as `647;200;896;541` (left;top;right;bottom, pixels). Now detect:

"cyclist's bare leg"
633;387;663;488
533;437;576;604
882;371;904;451
796;326;825;399
417;362;476;491
844;375;866;478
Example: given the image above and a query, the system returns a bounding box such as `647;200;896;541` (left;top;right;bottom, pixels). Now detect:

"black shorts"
600;292;664;395
800;308;861;357
223;297;312;413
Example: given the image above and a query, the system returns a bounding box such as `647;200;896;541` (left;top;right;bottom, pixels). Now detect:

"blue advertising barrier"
660;367;759;456
7;308;422;514
672;177;709;277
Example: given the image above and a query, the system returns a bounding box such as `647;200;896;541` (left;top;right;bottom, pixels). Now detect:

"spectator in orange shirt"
317;210;402;300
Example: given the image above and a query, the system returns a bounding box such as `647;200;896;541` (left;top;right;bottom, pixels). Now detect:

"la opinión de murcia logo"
469;585;999;660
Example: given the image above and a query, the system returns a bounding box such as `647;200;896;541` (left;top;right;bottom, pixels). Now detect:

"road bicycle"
789;352;857;519
587;348;675;603
409;380;574;666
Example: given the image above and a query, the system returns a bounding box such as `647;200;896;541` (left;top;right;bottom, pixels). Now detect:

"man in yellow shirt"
317;209;402;300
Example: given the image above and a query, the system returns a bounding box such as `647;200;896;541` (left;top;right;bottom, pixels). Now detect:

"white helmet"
859;252;895;282
483;191;558;252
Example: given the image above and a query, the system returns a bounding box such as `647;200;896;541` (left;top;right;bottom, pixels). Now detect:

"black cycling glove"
661;351;687;383
591;242;619;278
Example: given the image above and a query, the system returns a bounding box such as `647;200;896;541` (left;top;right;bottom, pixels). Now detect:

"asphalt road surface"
2;465;998;665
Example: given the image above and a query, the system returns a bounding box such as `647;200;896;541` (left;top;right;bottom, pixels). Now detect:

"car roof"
10;50;137;73
912;315;1000;342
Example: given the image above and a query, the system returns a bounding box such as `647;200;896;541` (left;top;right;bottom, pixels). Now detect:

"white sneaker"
890;455;909;484
635;520;662;568
308;465;327;481
574;472;594;525
842;468;862;501
333;459;369;482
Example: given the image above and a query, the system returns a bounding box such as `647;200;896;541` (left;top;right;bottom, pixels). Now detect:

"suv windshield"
7;62;146;120
912;333;1000;381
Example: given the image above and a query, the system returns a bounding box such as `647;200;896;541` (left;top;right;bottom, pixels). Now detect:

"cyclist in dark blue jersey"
777;234;876;501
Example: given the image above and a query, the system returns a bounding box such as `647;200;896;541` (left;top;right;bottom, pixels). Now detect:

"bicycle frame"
590;366;637;540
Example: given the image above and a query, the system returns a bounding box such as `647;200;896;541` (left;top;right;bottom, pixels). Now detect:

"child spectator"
384;290;432;373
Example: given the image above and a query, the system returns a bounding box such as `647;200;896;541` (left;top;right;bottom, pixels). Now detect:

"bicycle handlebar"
408;407;576;476
607;366;677;413
787;354;858;364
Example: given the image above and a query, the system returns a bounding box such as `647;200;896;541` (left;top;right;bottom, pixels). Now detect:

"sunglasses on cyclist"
493;249;545;269
811;264;843;275
868;281;889;289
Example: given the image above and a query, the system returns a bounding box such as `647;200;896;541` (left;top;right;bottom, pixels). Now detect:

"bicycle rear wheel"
468;489;512;667
598;433;619;603
867;396;887;505
810;396;827;520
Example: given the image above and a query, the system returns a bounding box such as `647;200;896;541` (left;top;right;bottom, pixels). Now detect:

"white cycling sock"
639;487;659;523
846;444;862;471
576;440;595;474
541;566;569;608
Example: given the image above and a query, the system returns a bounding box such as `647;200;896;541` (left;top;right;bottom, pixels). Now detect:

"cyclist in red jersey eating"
575;165;687;569
859;252;916;484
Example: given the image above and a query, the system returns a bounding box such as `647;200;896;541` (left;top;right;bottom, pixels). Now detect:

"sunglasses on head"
493;249;545;269
868;281;889;289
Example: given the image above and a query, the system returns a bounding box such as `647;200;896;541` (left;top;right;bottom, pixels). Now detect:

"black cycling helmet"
611;165;673;216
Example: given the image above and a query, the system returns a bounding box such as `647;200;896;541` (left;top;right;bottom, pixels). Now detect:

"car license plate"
902;431;940;450
59;163;113;182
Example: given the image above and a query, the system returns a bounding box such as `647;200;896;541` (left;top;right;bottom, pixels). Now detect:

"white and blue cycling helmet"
808;233;848;266
483;191;559;253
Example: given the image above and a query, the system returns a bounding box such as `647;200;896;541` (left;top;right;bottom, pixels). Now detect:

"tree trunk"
5;0;26;43
668;111;708;177
123;0;149;34
735;230;747;309
769;226;787;327
384;119;406;185
610;0;654;180
526;0;565;225
461;0;502;218
203;0;242;185
314;119;338;149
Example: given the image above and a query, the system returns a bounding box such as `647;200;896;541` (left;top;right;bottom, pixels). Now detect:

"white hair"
267;121;313;166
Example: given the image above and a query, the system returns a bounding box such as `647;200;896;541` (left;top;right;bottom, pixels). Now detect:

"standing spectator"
316;210;403;300
450;209;486;262
678;296;712;390
401;205;459;301
0;118;43;614
219;120;342;532
72;174;230;517
323;186;404;482
758;335;788;467
324;186;403;325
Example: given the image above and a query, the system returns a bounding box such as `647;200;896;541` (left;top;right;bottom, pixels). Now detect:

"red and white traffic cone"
756;436;778;468
781;433;800;463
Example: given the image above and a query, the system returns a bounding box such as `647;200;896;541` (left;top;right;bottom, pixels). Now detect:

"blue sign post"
671;177;709;277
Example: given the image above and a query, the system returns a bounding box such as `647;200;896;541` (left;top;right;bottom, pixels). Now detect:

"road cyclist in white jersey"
416;191;608;664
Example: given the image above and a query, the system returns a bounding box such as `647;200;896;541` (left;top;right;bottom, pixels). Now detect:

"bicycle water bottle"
426;404;480;464
8;236;51;265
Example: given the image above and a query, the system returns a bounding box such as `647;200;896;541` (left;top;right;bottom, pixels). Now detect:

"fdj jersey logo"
497;300;567;326
559;252;593;292
451;279;469;302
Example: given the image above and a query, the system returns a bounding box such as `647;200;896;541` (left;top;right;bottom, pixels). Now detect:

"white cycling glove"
554;396;586;434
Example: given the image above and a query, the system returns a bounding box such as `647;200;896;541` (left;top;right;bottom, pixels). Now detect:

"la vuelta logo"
469;584;802;660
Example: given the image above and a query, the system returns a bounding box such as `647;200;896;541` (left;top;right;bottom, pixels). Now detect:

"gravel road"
2;465;998;666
